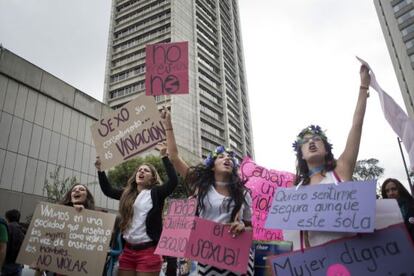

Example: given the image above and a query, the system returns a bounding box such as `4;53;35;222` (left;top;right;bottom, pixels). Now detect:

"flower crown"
203;145;240;168
292;125;332;152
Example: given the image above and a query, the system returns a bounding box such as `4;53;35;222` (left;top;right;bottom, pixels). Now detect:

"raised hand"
95;156;102;172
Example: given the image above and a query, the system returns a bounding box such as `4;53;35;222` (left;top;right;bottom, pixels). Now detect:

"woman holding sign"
33;184;96;276
161;108;254;276
95;144;178;276
287;64;370;249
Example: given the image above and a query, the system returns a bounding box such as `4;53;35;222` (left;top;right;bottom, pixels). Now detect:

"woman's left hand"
156;142;168;157
228;221;245;237
73;204;85;212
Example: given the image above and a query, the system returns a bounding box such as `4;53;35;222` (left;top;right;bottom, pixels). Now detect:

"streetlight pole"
397;137;414;195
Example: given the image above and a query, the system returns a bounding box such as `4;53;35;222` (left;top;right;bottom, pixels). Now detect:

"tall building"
374;0;414;117
103;0;254;161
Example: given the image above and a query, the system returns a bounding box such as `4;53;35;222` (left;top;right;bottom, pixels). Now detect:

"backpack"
3;221;25;264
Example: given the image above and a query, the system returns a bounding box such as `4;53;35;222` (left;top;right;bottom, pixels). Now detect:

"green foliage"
352;158;384;181
43;165;78;203
107;155;187;198
352;158;384;197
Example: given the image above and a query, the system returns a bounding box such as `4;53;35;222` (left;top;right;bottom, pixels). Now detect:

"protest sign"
240;157;294;241
16;202;116;276
145;42;189;96
265;181;377;232
269;224;414;276
156;199;253;274
155;198;197;257
90;94;165;170
187;217;253;274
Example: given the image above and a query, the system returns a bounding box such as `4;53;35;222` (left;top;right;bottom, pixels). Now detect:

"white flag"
357;57;414;170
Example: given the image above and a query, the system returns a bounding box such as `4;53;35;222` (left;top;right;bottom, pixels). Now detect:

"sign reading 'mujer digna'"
17;202;116;276
269;224;414;276
90;94;165;170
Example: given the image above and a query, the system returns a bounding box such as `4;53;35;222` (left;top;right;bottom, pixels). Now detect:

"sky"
0;0;411;188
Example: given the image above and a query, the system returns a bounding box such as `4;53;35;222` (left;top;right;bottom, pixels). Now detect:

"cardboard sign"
155;199;253;274
16;202;116;276
90;94;165;170
145;42;189;96
240;158;294;241
269;224;414;276
265;181;377;233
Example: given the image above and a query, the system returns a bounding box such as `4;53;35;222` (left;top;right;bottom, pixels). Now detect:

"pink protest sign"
145;42;189;96
240;157;294;241
188;217;253;274
155;198;197;257
155;199;253;274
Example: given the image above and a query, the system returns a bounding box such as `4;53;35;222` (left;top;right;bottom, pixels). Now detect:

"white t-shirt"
123;189;153;244
198;185;252;223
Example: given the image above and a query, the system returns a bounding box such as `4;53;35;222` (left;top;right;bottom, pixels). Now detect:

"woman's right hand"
160;106;173;130
95;156;102;172
360;65;370;88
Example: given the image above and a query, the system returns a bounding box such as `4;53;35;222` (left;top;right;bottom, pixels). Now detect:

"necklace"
215;181;230;186
308;165;325;177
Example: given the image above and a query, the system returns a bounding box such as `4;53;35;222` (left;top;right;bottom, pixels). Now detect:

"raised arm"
336;65;370;180
155;143;179;198
95;157;123;200
161;107;190;178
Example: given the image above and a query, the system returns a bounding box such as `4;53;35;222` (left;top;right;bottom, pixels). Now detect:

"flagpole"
397;137;414;196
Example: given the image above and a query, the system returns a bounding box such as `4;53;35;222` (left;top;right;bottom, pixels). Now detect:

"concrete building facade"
0;48;118;219
103;0;254;160
375;0;414;117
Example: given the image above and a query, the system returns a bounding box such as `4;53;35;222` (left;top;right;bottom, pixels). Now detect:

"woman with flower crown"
286;65;371;250
160;108;254;276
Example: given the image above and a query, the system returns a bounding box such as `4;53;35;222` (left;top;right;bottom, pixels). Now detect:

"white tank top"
198;185;252;224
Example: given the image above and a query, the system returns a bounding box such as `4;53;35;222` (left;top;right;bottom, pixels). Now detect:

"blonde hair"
119;163;161;232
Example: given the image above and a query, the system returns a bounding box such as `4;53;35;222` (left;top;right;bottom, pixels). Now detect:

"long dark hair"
119;163;161;232
60;183;95;210
185;162;248;223
381;178;414;204
294;139;336;186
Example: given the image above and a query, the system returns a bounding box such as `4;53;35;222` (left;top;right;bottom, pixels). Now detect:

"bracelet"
360;85;369;90
165;128;173;131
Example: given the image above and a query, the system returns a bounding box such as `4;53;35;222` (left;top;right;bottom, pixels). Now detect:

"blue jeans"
1;263;23;276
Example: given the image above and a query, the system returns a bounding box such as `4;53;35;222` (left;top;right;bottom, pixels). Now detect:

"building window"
393;0;413;13
397;9;414;24
402;23;414;36
406;37;414;48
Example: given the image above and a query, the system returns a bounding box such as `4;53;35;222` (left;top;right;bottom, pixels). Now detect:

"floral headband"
292;125;332;152
203;145;240;168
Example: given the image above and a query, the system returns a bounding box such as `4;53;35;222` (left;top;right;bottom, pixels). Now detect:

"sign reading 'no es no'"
145;41;189;96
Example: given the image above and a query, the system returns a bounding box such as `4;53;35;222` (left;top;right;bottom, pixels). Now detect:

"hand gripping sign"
155;198;253;274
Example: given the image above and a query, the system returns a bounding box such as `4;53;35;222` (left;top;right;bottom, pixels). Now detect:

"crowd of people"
1;64;413;276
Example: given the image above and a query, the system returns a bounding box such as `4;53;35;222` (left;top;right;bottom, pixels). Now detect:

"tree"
43;165;78;203
107;155;187;198
352;158;384;197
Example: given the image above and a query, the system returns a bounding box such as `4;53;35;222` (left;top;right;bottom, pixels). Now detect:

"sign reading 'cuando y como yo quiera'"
90;94;166;170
